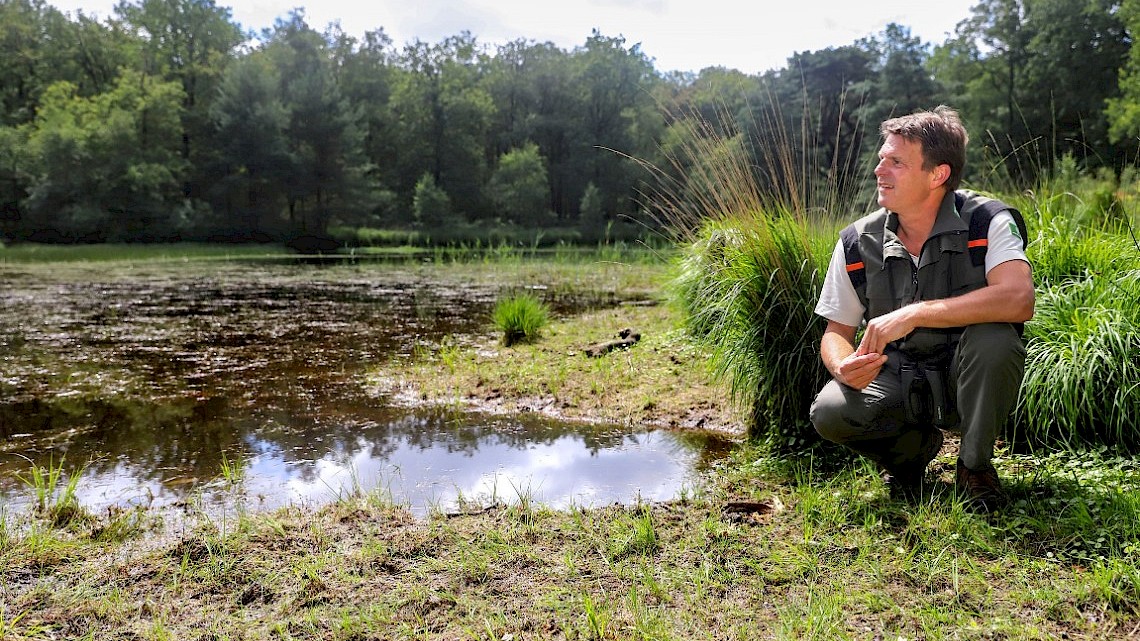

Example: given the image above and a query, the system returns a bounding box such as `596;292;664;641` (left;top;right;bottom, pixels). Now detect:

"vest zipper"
910;261;919;303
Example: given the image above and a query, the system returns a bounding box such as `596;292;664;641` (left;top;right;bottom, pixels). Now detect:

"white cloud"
45;0;976;74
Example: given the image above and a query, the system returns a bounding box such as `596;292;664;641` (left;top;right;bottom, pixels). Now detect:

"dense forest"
0;0;1137;247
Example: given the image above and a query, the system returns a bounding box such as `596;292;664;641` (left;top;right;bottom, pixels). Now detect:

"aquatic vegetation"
15;456;91;528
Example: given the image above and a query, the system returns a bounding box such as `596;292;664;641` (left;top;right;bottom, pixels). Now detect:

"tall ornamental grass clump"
1008;187;1140;450
655;102;853;444
1018;271;1140;448
492;293;550;346
672;214;833;444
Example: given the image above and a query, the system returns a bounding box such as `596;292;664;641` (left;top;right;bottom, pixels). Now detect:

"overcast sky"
48;0;979;75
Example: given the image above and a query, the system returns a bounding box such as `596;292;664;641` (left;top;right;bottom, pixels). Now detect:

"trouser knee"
810;380;849;443
810;378;904;445
956;323;1026;378
954;323;1026;469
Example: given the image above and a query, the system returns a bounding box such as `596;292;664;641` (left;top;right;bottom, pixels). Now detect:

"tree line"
0;0;1136;246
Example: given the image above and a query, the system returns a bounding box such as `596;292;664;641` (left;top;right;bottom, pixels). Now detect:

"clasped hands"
835;306;918;390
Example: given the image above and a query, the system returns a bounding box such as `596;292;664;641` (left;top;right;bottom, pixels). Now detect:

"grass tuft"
15;456;92;528
658;98;846;444
1009;186;1140;450
1016;270;1140;449
672;214;833;444
491;293;550;346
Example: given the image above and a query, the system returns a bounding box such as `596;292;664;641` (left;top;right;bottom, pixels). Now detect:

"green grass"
0;242;290;263
0;241;1138;637
1005;187;1140;450
659;101;849;443
1015;187;1140;287
5;441;1140;638
672;214;833;444
379;295;744;431
1016;270;1140;449
14;455;90;528
0;189;1136;637
218;450;247;486
491;293;550;346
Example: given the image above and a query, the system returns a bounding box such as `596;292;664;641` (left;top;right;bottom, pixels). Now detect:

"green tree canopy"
488;142;552;227
18;70;185;241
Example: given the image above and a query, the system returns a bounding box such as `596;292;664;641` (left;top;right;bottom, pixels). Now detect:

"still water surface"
0;259;731;517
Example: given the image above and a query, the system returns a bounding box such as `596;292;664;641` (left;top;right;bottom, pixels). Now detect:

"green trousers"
810;323;1026;471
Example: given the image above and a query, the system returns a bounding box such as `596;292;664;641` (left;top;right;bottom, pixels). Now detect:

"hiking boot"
956;458;1005;512
883;428;944;500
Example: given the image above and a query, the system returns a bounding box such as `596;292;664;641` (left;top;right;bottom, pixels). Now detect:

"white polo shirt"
815;211;1030;327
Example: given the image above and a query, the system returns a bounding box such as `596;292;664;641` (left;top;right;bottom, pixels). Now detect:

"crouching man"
809;106;1034;511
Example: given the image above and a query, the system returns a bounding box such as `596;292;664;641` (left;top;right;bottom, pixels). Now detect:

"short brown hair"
880;105;968;192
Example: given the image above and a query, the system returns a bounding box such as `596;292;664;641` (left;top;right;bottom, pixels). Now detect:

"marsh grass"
218;450;246;486
15;456;91;528
381;296;745;432
1005;187;1140;450
657;100;852;443
491;292;550;346
672;215;834;444
0;242;289;263
3;437;1140;638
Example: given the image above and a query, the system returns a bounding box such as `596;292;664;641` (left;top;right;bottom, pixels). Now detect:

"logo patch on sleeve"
1009;221;1022;239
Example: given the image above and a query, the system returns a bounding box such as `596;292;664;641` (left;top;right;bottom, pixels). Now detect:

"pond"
0;258;732;519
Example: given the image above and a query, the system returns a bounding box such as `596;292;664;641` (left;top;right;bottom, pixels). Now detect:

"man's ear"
930;163;950;188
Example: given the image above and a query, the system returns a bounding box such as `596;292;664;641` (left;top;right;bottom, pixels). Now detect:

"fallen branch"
584;327;641;357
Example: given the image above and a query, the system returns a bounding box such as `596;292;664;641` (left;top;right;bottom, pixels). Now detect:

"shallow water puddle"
0;260;730;517
25;408;727;516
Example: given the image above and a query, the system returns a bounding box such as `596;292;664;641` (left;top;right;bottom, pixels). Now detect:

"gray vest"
840;190;1021;359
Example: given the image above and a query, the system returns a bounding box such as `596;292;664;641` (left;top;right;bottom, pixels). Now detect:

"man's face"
874;133;945;215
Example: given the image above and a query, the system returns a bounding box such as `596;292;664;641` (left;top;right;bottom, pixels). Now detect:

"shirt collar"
882;191;966;260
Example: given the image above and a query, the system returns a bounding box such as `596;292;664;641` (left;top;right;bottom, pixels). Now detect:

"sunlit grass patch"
1016;269;1140;449
1001;448;1140;564
491;292;550;346
3;439;1140;638
378;300;744;431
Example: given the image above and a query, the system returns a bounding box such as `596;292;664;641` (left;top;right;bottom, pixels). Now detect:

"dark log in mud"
584;327;641;357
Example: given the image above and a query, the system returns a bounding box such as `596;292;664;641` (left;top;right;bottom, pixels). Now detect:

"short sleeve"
814;240;865;327
985;211;1030;275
